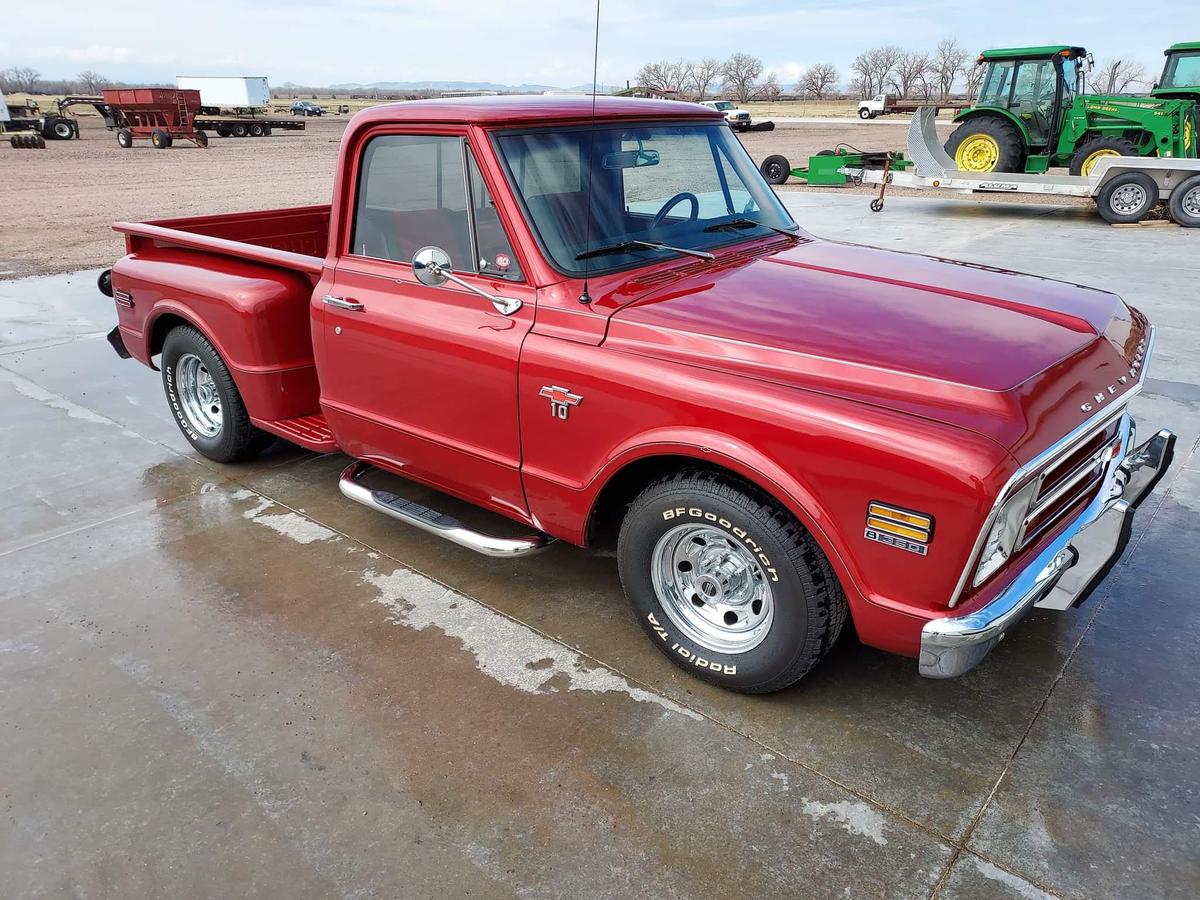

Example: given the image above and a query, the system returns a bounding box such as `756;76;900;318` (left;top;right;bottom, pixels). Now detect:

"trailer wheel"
760;154;791;185
151;129;170;149
231;123;248;137
249;122;265;137
193;131;209;149
1096;171;1159;224
215;127;231;137
117;128;133;148
47;118;75;140
859;107;872;120
1167;173;1200;227
262;124;272;136
1070;136;1137;176
161;326;274;463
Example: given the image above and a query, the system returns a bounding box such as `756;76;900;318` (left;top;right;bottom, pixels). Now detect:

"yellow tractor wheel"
945;117;1026;173
955;134;1000;172
1069;136;1136;176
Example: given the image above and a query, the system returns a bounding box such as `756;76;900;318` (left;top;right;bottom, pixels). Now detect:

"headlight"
973;479;1039;586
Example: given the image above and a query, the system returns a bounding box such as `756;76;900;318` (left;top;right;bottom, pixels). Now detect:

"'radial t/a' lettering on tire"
617;470;847;693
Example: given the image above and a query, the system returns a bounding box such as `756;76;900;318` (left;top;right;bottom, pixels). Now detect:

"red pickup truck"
101;96;1175;692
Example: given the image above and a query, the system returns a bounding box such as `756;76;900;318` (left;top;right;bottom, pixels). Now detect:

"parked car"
290;100;324;116
100;96;1175;693
700;99;752;131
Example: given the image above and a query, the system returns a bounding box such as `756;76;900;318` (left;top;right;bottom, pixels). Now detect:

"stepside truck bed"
112;205;330;277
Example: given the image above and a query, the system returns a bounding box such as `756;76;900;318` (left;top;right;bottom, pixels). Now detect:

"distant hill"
315;80;618;94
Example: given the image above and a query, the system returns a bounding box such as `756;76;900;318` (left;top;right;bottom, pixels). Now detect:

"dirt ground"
1;114;1084;279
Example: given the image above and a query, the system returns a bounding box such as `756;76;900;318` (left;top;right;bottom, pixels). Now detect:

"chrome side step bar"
338;462;553;558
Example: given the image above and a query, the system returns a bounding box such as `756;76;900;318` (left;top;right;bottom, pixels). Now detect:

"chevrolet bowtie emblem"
539;385;582;419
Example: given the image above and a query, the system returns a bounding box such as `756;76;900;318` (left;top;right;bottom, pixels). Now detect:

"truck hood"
604;238;1147;461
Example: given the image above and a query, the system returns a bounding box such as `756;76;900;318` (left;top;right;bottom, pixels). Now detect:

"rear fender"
951;107;1033;147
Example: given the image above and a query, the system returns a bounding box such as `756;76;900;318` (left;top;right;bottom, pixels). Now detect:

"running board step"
338;462;553;558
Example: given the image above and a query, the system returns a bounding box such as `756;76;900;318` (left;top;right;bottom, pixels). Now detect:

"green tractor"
945;45;1198;175
1152;42;1200;105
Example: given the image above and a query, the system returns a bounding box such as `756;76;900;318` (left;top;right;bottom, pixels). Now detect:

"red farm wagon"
100;88;209;149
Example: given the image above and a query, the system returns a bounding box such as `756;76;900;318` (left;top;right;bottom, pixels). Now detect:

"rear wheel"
193;130;209;148
760;154;791;185
1167;173;1200;227
161;326;273;463
617;470;847;693
249;122;265;137
1070;136;1137;176
151;129;170;149
49;119;75;140
231;123;248;137
945;116;1025;173
116;128;133;148
1095;171;1159;224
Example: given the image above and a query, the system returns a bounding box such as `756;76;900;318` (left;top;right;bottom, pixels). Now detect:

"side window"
978;61;1016;107
350;134;472;270
466;148;522;279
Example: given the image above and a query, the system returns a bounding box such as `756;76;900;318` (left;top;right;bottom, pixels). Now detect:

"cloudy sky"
3;0;1188;89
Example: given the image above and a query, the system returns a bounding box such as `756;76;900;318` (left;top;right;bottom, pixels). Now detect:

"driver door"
319;130;536;520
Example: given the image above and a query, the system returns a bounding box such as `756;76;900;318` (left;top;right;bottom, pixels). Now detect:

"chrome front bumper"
919;417;1175;678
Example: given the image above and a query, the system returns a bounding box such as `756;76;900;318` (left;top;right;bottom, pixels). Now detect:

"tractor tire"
1070;136;1137;176
1167;173;1200;227
161;326;274;463
760;154;791;185
1095;171;1159;224
117;128;133;148
859;107;872;120
617;469;847;694
151;129;170;149
945;116;1025;173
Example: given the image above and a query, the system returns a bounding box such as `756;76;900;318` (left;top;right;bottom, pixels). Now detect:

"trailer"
0;94;80;140
857;95;971;120
55;92;304;145
176;76;270;115
843;107;1200;225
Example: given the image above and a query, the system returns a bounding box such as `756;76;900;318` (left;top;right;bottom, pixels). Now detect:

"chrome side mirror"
410;246;522;316
412;245;452;287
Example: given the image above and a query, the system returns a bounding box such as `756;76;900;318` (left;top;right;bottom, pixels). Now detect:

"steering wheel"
651;192;700;230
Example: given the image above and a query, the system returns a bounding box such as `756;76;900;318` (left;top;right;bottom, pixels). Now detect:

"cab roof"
1166;42;1200;53
348;94;722;128
979;46;1086;61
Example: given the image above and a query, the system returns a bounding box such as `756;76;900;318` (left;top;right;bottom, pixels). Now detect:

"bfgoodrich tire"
161;326;273;463
617;470;847;693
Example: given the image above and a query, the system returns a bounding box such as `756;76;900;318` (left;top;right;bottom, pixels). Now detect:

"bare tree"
964;60;986;100
1;65;41;93
636;60;688;94
76;70;108;93
797;62;838;99
889;51;932;98
933;38;968;100
721;52;764;102
850;45;902;98
1095;57;1149;94
690;57;722;100
756;72;781;102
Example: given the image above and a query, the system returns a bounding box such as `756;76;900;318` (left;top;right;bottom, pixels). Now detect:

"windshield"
1161;51;1200;88
494;121;796;276
712;101;735;110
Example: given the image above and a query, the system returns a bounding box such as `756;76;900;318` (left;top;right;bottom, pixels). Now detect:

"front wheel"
1095;171;1159;224
859;107;872;120
161;326;273;462
617;470;847;693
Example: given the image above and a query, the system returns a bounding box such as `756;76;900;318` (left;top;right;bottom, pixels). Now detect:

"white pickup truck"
700;100;752;131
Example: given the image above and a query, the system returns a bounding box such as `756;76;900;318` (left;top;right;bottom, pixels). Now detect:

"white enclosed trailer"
845;107;1200;226
176;76;271;113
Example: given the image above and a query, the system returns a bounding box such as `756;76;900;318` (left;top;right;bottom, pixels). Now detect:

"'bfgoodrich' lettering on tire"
661;506;779;582
647;613;737;674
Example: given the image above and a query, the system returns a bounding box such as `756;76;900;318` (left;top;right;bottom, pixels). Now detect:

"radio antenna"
578;0;601;304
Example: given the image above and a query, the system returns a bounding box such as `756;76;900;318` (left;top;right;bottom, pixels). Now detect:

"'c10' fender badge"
539;385;582;419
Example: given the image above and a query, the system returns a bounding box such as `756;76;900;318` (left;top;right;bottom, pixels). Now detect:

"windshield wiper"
703;218;799;237
575;240;715;262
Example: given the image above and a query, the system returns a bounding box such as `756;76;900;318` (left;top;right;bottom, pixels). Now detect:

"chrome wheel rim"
176;352;222;437
1111;183;1149;215
1182;186;1200;219
650;523;774;654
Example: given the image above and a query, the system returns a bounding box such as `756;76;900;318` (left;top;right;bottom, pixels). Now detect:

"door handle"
322;294;364;311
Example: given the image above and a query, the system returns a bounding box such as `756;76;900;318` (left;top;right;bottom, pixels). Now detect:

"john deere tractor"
1152;42;1200;105
945;46;1198;175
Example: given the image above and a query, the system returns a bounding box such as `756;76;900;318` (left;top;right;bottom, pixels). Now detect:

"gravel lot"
2;113;1087;280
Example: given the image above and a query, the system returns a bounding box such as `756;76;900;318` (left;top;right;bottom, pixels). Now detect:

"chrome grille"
1017;418;1122;550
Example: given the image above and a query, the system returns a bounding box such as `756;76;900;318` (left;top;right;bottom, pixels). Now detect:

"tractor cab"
949;46;1086;172
1153;42;1200;105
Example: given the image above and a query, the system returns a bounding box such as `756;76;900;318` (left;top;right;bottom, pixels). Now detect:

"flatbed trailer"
845;108;1200;225
194;117;305;138
858;96;971;120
